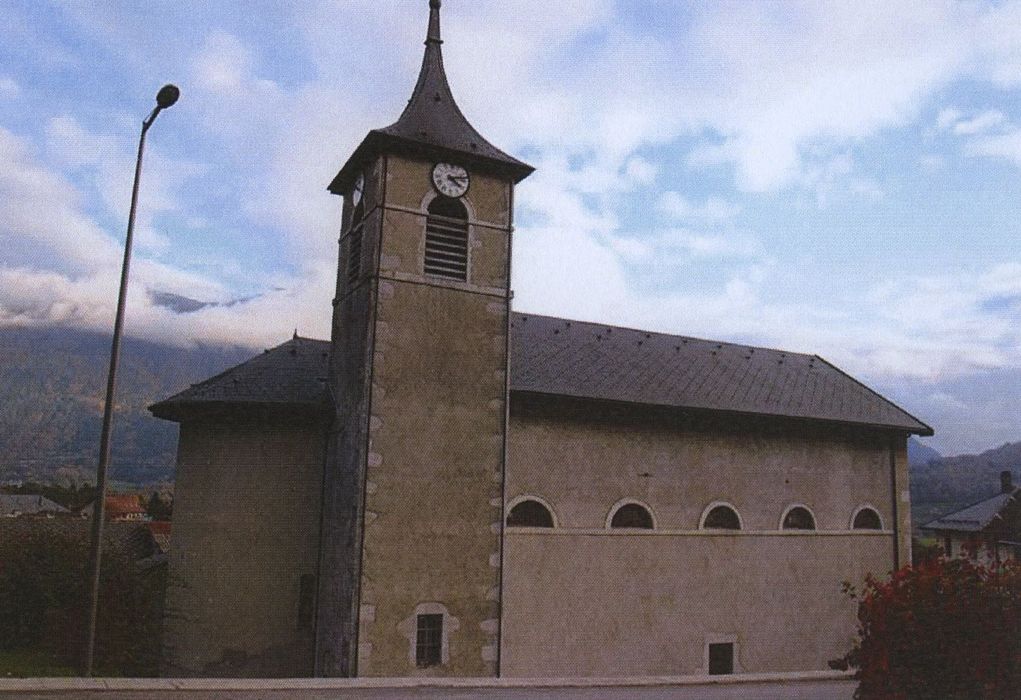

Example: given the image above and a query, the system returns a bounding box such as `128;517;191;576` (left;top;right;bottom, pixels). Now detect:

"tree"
144;491;172;521
840;556;1021;699
0;521;165;676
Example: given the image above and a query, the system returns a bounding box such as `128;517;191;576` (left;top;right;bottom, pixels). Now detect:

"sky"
1;1;1021;456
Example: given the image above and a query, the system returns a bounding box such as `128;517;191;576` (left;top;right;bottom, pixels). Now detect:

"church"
151;0;932;679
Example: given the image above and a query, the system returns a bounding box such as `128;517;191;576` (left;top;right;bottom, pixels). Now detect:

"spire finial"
427;0;442;44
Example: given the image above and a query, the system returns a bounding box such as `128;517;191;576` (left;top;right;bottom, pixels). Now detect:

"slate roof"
921;488;1020;533
150;336;330;420
510;314;931;434
151;314;931;435
329;1;533;193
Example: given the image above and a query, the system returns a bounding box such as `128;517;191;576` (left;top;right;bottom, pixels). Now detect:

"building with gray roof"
921;471;1020;563
152;0;931;682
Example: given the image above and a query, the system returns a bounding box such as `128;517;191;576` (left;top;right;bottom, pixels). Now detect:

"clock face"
431;162;470;198
352;173;364;206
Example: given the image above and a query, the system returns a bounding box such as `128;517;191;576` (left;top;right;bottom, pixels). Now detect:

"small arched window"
852;507;882;530
424;196;468;281
506;499;554;528
782;506;816;530
703;505;742;530
610;503;654;529
347;202;365;284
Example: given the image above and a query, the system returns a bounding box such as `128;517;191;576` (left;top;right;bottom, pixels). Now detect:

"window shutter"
424;213;468;281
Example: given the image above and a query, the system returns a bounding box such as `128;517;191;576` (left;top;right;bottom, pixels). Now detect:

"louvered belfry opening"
425;196;468;281
347;202;364;284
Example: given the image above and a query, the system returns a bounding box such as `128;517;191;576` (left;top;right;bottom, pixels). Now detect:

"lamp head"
156;84;180;109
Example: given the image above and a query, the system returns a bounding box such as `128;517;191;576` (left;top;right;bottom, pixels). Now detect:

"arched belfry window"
608;502;655;530
701;503;742;530
347;202;365;284
852;506;883;530
781;505;816;530
424;196;469;281
506;499;555;528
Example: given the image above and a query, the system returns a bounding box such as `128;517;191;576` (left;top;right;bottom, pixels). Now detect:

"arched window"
852;507;883;530
506;499;554;528
609;503;654;529
781;505;816;530
424;196;468;281
702;504;742;530
347;202;365;284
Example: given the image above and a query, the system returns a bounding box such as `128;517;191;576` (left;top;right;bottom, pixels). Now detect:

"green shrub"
0;522;165;676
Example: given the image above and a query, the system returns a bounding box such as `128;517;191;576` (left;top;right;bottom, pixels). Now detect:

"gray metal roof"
329;1;533;193
921;488;1019;533
152;313;932;435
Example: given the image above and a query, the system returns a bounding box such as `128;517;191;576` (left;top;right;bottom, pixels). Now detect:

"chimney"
1001;470;1014;494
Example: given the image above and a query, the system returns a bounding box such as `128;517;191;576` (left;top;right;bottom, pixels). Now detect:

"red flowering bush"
841;556;1021;699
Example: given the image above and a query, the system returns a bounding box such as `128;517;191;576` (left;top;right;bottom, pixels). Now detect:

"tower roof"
329;0;534;194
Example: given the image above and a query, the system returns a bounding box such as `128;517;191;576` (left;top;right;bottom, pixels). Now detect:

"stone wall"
350;155;513;677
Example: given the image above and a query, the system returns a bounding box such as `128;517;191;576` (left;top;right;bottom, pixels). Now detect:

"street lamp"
81;83;180;677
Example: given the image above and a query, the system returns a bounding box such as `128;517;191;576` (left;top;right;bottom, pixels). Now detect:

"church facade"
151;1;932;679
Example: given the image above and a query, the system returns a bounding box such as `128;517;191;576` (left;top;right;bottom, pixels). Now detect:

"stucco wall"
502;399;903;676
163;418;325;677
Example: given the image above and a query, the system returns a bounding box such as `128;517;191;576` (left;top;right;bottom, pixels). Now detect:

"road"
3;679;855;699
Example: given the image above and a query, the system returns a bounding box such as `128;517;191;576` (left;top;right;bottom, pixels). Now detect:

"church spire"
329;0;533;194
427;0;442;45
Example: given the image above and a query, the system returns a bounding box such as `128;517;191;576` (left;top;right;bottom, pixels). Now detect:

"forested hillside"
0;326;253;485
1;325;1016;513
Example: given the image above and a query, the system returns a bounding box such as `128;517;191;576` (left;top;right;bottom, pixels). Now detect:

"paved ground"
2;680;855;699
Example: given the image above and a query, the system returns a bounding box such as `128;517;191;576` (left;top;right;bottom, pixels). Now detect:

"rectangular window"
415;613;443;667
347;226;363;283
424;214;468;281
708;642;734;675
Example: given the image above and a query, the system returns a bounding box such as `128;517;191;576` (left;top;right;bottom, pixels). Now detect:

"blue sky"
2;1;1021;456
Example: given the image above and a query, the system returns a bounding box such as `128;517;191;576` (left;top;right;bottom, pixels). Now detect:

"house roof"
329;0;533;193
151;313;931;435
0;494;70;516
921;488;1019;533
105;494;146;517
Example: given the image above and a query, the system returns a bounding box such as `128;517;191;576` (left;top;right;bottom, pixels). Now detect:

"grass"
0;648;76;678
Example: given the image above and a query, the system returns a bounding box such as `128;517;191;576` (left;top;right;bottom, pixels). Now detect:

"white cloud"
658;192;741;222
0;77;19;99
0;126;119;271
965;129;1021;167
936;107;963;131
953;109;1006;135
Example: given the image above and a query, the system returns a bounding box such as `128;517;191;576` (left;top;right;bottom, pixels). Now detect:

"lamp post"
81;84;180;677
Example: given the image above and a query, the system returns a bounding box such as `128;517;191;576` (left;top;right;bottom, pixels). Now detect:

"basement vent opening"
424;196;468;281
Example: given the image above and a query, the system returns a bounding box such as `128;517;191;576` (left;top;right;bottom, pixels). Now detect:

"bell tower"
315;0;533;678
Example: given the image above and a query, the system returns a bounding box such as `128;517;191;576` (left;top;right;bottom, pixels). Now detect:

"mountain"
0;326;254;486
907;437;942;466
910;441;1021;529
1;325;1017;520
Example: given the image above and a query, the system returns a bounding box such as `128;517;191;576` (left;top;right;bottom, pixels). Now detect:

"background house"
922;470;1020;563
